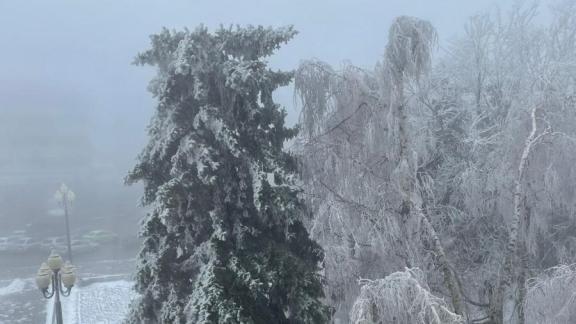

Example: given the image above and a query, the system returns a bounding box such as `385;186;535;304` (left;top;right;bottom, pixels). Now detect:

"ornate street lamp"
54;184;75;263
36;250;77;324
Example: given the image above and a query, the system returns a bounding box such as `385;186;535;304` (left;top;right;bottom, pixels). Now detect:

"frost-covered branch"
524;264;576;324
350;268;464;324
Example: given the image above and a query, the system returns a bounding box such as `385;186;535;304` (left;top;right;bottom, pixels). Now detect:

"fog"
1;0;536;322
0;0;511;246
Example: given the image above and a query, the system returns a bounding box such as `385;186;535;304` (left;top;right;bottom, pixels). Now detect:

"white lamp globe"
38;262;51;275
47;251;63;271
35;271;51;290
61;263;76;288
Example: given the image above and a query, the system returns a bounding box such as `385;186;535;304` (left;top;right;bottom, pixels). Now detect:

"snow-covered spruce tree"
125;25;331;324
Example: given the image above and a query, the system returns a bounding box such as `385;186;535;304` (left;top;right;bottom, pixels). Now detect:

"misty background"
0;0;515;268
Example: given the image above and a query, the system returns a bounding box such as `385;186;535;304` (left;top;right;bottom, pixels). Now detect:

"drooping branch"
386;16;438;84
524;264;576;323
350;268;464;324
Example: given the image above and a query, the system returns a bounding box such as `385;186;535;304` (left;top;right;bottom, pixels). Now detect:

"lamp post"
36;250;77;324
54;184;75;263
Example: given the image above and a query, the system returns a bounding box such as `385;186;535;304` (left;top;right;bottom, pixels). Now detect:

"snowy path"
45;280;135;324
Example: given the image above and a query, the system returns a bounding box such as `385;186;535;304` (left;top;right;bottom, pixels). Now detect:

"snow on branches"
524;264;576;324
350;268;463;324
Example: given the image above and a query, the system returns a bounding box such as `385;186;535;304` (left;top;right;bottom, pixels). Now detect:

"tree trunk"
493;107;539;324
421;209;466;317
393;70;466;318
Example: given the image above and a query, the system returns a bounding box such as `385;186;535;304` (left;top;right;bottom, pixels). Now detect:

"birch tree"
295;16;466;322
296;2;576;323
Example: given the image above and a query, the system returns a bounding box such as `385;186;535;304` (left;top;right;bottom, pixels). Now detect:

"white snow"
45;280;135;324
0;278;28;296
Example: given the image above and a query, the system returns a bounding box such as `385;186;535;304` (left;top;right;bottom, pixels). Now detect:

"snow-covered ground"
45;279;135;324
0;278;44;323
0;276;135;324
0;278;28;296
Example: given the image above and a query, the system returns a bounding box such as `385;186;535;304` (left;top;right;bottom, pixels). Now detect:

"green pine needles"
125;25;331;324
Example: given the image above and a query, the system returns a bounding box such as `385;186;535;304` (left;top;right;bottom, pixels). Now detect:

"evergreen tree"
125;25;331;324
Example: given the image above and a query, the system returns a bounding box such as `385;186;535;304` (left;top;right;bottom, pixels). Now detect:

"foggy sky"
0;0;515;187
